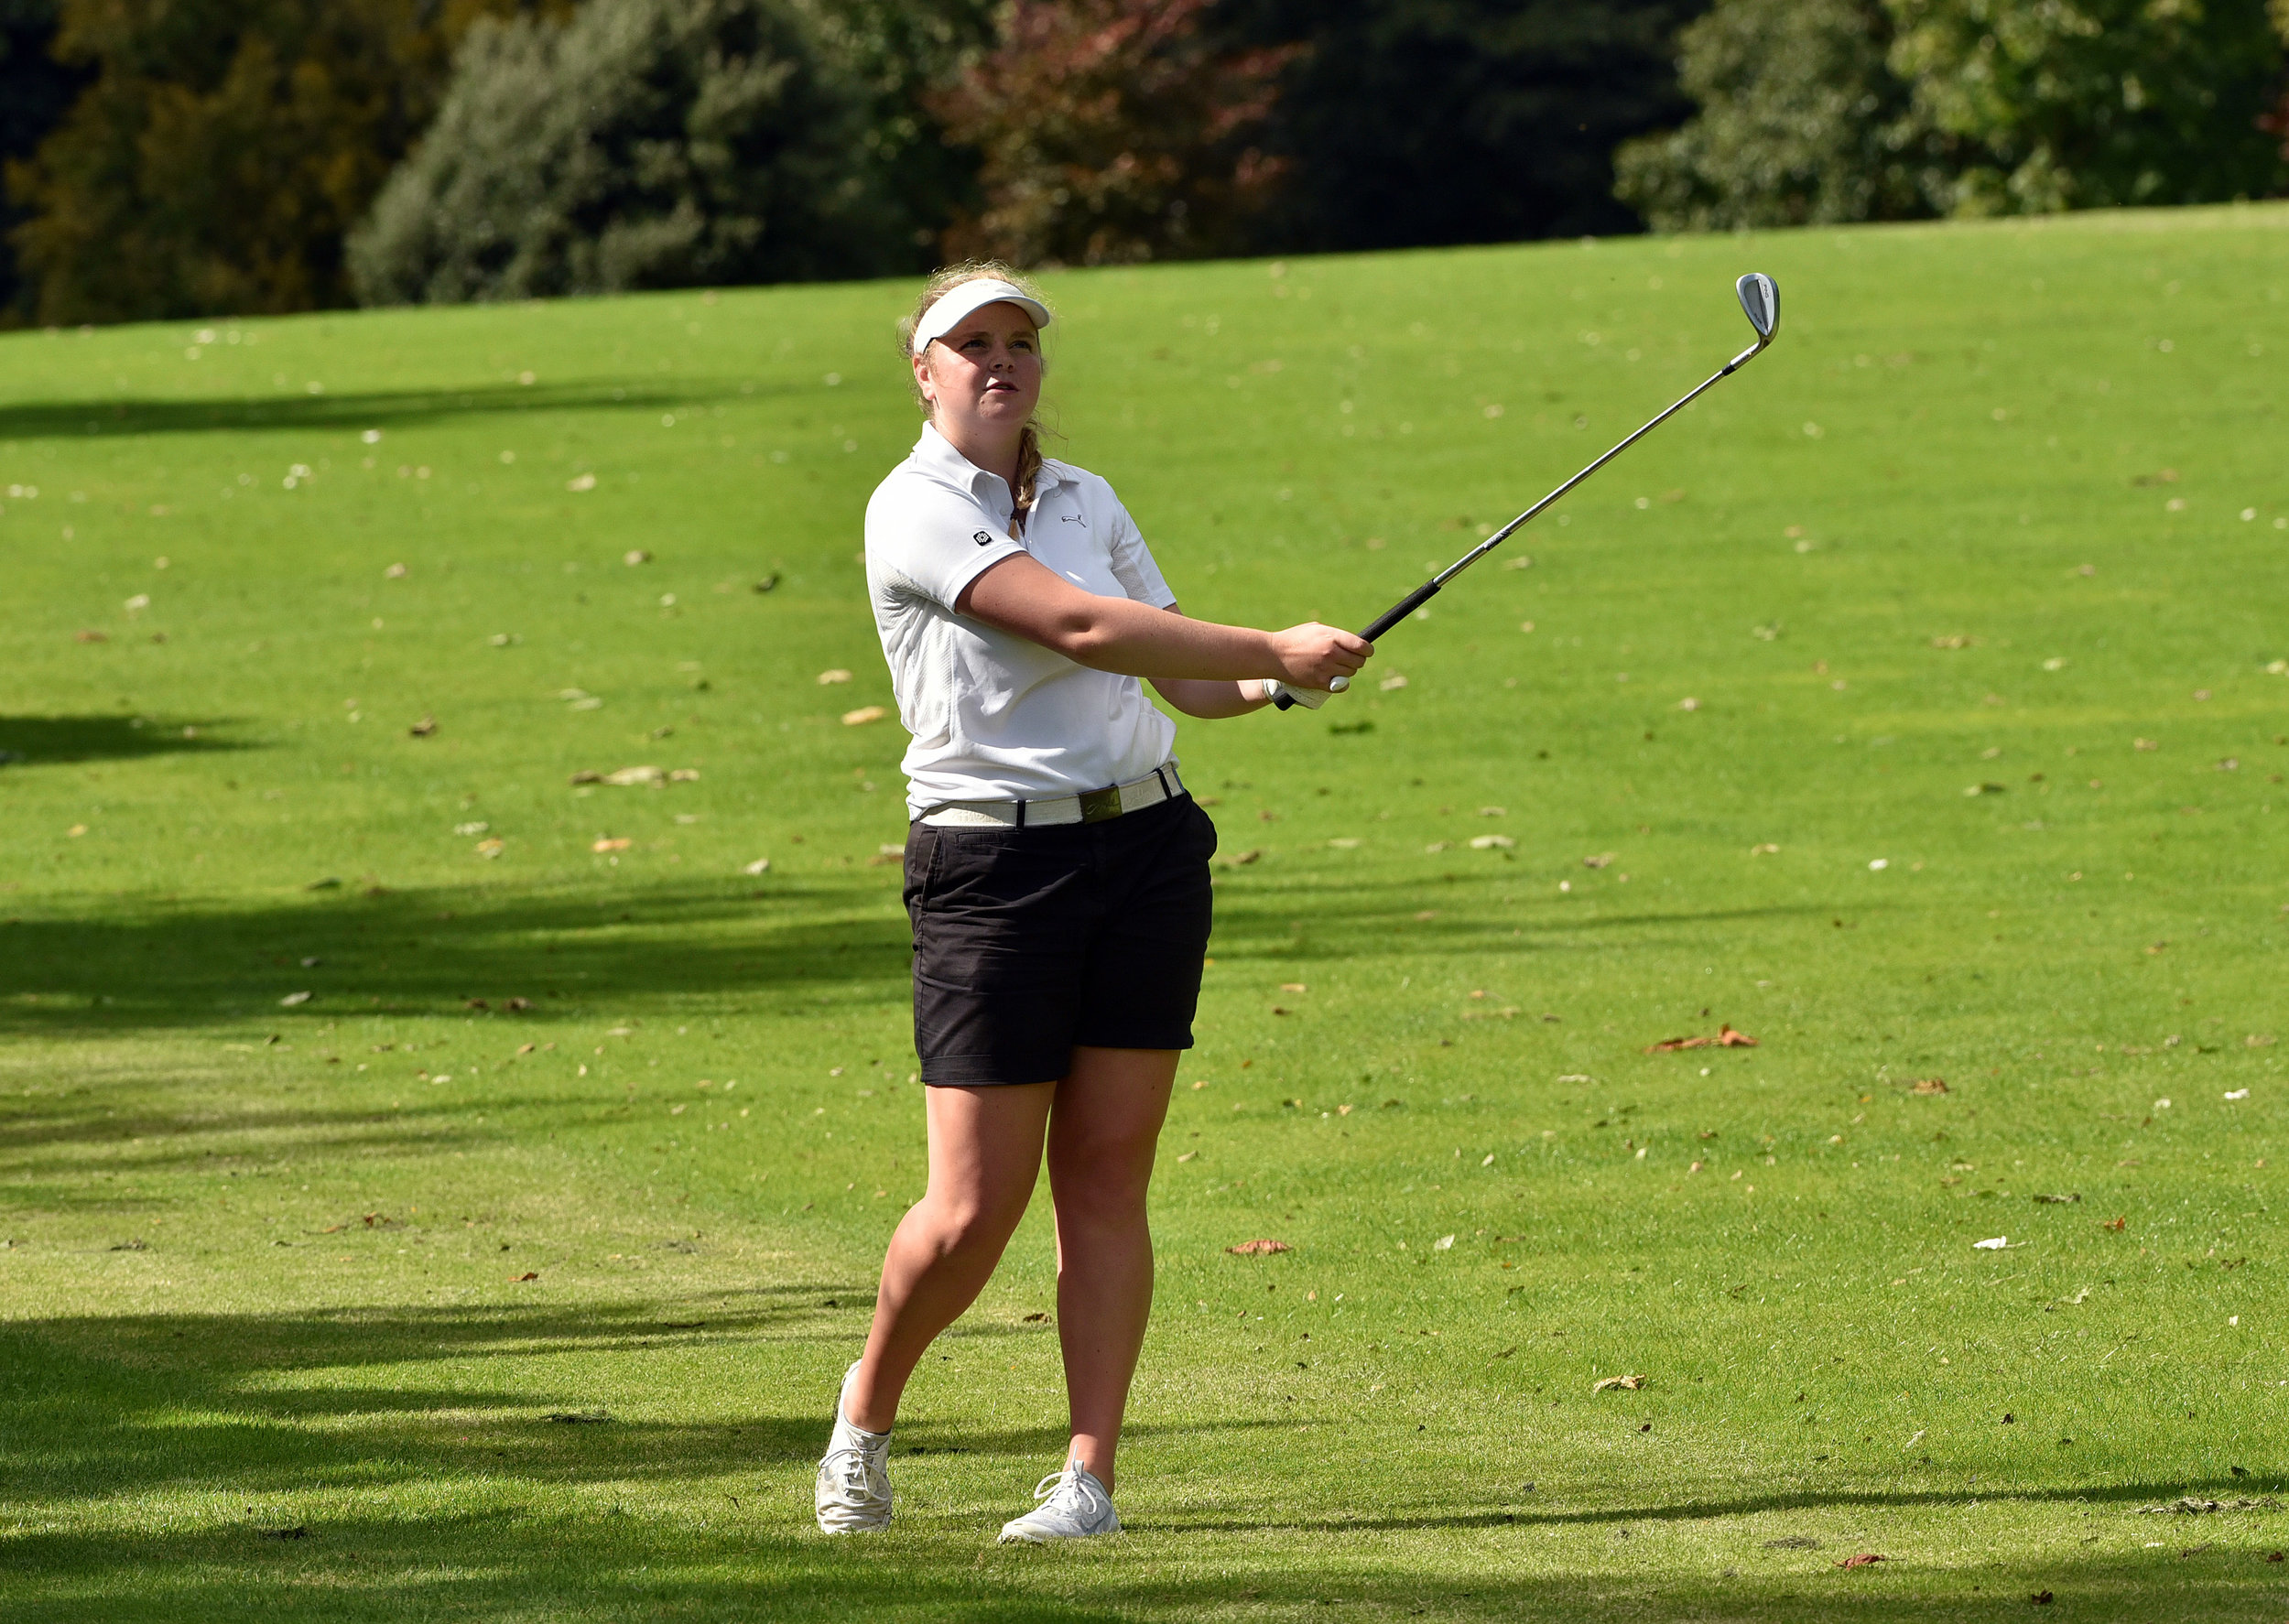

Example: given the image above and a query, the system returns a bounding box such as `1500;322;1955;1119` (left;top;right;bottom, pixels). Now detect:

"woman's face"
916;300;1042;443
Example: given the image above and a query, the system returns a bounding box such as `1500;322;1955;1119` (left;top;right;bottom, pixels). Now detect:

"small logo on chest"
971;530;994;546
1058;513;1086;525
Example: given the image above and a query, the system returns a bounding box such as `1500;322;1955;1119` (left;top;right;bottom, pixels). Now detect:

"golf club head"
1736;273;1779;347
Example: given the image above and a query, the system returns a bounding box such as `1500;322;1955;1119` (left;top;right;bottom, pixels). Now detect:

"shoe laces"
1030;1462;1102;1515
825;1444;877;1496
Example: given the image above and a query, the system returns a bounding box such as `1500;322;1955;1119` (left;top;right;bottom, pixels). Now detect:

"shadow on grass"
2;1299;1280;1503
0;860;1843;1044
0;714;250;765
0;874;914;1037
1;1305;2277;1619
0;378;776;444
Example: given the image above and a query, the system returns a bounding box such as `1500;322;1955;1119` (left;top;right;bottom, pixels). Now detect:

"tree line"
2;0;2284;326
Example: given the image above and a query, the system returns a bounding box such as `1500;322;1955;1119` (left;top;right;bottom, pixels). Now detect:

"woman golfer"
814;264;1371;1542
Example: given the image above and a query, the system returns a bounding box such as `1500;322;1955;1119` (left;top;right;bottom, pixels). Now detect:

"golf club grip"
1361;579;1441;643
1274;578;1445;709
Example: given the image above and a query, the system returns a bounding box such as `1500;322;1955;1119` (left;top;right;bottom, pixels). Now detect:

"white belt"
920;763;1186;828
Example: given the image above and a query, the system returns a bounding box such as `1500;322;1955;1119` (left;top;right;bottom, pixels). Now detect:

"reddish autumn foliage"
1225;1238;1292;1255
931;0;1299;265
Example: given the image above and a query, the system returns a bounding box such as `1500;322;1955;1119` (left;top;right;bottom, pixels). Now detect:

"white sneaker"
814;1362;893;1534
996;1460;1122;1543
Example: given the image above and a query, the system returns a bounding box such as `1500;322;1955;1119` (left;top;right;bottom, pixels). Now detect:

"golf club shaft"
1275;337;1766;708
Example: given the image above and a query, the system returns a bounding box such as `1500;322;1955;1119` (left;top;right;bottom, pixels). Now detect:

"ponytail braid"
1011;423;1044;535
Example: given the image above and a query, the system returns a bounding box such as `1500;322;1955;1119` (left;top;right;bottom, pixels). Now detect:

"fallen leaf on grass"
512;1271;540;1282
1227;1239;1291;1255
408;716;438;737
624;548;651;565
743;858;772;875
1910;1078;1948;1095
475;838;504;858
591;838;632;852
602;765;665;786
841;706;886;727
1470;834;1514;850
1218;849;1263;868
1582;852;1616;869
280;991;312;1007
1433;1234;1456;1250
1973;1236;2009;1250
1835;1553;1887;1569
547;1409;611;1424
2102;1216;2127;1231
566;473;597;492
817;669;852;685
1021;1312;1049;1323
2033;1193;2080;1205
1592;1374;1645;1392
1645;1024;1757;1053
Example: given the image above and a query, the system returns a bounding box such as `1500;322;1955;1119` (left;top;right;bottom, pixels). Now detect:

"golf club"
1279;272;1782;708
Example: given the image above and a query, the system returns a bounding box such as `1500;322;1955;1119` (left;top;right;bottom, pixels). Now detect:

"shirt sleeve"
865;478;1028;612
1098;484;1178;610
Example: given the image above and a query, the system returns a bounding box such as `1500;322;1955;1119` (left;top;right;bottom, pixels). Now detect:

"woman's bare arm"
958;554;1369;688
1144;608;1269;717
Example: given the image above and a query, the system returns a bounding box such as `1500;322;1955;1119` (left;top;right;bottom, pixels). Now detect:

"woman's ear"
912;347;937;408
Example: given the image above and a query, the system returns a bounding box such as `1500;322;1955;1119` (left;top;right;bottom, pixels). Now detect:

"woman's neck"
935;416;1022;495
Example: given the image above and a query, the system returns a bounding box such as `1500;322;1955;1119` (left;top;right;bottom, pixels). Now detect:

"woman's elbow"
1052;617;1123;666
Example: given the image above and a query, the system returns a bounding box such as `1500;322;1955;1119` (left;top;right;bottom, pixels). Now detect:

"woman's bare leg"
843;1081;1056;1433
1045;1045;1177;1492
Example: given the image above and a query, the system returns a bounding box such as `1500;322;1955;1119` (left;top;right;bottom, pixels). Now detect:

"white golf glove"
1253;677;1346;709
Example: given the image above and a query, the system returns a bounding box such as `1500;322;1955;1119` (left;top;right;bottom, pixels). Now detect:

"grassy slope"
3;203;2287;1620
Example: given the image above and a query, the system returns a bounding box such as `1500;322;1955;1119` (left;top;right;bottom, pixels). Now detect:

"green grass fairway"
5;203;2289;1620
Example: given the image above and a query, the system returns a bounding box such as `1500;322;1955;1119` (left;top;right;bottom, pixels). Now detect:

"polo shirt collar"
913;421;1074;503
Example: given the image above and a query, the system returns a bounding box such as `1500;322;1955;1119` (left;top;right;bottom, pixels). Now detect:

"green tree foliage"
1613;0;1953;229
812;0;997;261
349;0;930;304
1621;0;2286;231
928;0;1296;265
1887;0;2285;212
5;0;542;326
1215;0;1709;252
0;0;90;322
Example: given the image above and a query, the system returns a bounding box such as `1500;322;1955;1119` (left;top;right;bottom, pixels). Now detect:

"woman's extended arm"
958;554;1370;698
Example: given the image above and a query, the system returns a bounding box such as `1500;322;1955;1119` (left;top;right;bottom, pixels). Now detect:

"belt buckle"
1077;785;1123;824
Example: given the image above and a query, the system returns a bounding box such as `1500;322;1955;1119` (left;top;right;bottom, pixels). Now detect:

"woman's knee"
915;1187;1029;1258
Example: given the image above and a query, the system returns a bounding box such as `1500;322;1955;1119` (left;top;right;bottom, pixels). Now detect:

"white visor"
910;278;1051;356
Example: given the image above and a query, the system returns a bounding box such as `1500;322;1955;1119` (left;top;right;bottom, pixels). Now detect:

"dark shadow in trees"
0;377;778;444
0;714;249;766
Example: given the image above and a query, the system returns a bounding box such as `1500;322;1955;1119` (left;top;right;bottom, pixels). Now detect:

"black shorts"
905;795;1218;1086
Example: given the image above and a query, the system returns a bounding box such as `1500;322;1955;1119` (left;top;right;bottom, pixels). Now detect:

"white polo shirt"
865;423;1179;817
